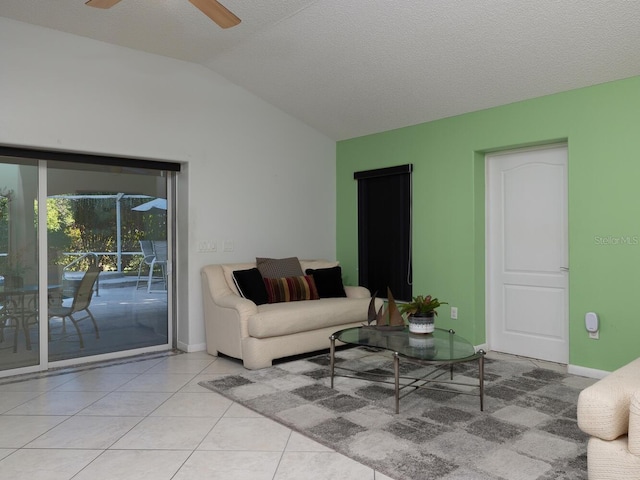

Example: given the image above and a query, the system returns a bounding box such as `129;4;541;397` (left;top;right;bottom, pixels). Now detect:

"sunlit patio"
0;276;168;369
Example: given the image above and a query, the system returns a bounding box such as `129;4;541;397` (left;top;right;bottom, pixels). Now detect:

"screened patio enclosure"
47;193;166;275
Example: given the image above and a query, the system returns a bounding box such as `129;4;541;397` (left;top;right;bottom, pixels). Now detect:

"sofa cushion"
299;260;339;272
264;275;319;303
586;436;640;479
306;266;347;298
233;268;269;305
247;297;370;338
629;391;640;455
256;257;304;278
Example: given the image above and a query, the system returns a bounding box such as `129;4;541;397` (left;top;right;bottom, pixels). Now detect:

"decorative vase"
408;312;435;334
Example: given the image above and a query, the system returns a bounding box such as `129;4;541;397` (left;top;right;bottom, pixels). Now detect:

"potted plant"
399;295;448;334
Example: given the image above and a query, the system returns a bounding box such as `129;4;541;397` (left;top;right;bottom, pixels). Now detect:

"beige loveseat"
577;357;640;479
201;259;381;369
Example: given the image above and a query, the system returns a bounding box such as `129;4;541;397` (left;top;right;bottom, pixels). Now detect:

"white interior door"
486;145;568;363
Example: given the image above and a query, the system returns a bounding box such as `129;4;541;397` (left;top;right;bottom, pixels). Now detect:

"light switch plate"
197;240;216;253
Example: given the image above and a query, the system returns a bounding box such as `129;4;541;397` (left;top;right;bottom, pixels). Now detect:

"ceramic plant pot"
408;312;435;334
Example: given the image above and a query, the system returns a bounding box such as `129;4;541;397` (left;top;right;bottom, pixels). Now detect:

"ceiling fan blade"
85;0;123;8
189;0;241;29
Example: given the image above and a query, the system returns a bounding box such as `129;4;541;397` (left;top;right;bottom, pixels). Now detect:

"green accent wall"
337;75;640;372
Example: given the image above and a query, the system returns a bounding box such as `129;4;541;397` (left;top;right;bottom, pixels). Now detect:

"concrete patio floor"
1;274;169;373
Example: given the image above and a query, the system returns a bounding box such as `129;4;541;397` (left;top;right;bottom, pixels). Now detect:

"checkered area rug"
200;348;596;480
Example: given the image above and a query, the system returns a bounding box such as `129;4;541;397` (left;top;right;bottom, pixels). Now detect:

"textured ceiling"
2;0;640;140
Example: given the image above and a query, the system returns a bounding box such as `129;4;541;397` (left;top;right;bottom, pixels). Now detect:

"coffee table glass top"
334;326;478;362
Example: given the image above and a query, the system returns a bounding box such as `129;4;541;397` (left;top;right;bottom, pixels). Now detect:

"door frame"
484;143;569;362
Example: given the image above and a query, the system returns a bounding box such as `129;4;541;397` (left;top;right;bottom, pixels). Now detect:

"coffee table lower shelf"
329;333;485;414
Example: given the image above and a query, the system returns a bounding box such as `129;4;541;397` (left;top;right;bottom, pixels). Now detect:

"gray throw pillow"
256;256;303;278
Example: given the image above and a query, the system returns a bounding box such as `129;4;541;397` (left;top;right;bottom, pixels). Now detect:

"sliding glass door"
47;161;171;362
0;152;174;375
0;159;40;371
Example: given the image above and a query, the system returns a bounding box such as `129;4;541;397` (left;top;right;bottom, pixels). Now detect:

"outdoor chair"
0;274;25;352
147;240;167;293
135;240;156;290
47;264;64;308
48;265;101;349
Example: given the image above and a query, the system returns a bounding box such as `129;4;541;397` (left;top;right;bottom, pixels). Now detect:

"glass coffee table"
329;326;485;413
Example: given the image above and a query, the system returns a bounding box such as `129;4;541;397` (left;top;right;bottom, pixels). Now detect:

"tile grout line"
64;355;219;479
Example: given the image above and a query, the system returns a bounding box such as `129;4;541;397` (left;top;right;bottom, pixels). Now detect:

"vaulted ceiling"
2;1;640;140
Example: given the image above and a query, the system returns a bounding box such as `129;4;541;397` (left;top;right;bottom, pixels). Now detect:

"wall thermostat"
585;312;599;332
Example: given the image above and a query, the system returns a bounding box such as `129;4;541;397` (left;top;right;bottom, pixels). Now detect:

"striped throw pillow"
264;275;320;303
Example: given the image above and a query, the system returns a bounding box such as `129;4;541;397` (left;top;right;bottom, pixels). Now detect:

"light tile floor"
0;351;395;480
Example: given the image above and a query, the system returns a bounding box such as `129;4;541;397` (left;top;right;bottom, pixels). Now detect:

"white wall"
0;17;337;352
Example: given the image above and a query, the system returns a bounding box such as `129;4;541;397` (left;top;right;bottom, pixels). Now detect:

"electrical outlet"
223;240;234;252
589;331;599;340
450;306;458;319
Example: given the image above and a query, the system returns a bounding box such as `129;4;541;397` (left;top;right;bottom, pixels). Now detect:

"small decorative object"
366;287;404;330
399;295;448;334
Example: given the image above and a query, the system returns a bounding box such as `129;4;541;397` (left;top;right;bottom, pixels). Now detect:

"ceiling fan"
85;0;241;29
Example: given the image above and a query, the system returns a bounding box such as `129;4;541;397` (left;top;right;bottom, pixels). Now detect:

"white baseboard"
176;341;609;379
567;364;610;379
176;341;207;353
475;345;610;379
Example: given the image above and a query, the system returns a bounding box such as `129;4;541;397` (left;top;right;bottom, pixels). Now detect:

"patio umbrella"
132;198;167;213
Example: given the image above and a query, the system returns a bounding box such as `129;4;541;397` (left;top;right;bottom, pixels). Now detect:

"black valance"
0;146;181;172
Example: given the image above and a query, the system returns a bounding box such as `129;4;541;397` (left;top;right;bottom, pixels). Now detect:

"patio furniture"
48;265;101;348
148;240;167;293
1;272;69;352
135;240;167;293
0;274;28;352
135;240;156;290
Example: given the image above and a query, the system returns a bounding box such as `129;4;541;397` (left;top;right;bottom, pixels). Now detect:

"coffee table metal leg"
329;334;336;389
478;350;485;411
394;352;400;414
448;329;455;380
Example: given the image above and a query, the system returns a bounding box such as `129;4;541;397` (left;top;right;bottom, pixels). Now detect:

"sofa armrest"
214;292;259;316
578;357;640;441
202;265;260;359
344;285;372;299
578;383;632;441
630;391;640;455
208;293;257;345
